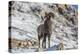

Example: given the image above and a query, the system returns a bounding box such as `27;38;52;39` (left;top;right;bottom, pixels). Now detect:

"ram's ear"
41;16;44;20
40;16;45;23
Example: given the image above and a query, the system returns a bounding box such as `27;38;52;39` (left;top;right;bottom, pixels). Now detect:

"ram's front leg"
48;35;50;48
42;35;46;49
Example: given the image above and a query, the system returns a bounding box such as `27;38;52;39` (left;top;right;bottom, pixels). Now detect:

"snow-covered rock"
9;1;78;53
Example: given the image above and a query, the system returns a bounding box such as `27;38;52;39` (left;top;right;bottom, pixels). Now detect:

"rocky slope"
9;1;78;53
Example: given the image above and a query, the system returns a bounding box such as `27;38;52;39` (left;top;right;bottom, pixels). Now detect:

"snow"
9;1;78;53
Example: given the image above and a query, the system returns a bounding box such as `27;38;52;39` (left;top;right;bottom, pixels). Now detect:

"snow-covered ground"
9;1;78;53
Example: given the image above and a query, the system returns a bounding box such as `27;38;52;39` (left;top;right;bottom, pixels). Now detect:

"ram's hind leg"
38;36;40;48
